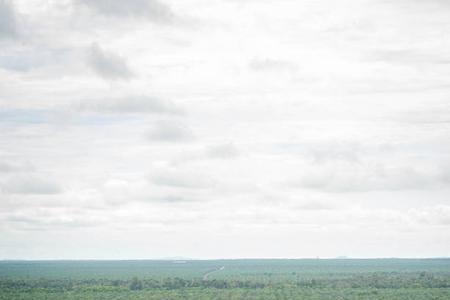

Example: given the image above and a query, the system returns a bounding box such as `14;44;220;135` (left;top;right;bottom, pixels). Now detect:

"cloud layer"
0;0;449;259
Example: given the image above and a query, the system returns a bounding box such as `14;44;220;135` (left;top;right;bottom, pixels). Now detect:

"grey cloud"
4;214;102;230
0;48;76;72
249;58;298;72
75;96;183;115
151;169;214;189
155;195;198;203
0;0;16;39
86;43;134;80
205;143;239;159
366;49;450;66
290;164;434;193
307;142;362;164
2;176;62;195
0;161;14;172
0;161;34;173
0;51;48;72
147;121;194;142
171;143;240;166
396;0;450;11
283;141;450;193
296;201;334;211
393;107;450;125
77;0;175;23
409;206;450;226
157;196;195;203
430;207;450;226
438;164;450;184
274;141;364;164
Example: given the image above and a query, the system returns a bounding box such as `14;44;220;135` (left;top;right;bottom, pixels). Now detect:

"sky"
0;0;449;260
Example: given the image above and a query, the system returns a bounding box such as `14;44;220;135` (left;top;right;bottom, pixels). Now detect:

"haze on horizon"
0;0;449;260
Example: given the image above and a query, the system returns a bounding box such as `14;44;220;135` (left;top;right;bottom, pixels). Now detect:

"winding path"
202;266;225;280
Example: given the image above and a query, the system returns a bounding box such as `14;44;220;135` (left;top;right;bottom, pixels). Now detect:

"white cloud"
410;205;450;226
146;120;194;142
249;58;298;72
290;161;437;193
150;168;215;189
205;143;239;159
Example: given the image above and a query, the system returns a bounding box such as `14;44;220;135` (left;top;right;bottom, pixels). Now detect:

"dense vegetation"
1;259;449;299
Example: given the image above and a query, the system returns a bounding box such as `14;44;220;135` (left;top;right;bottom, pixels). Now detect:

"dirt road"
202;266;225;280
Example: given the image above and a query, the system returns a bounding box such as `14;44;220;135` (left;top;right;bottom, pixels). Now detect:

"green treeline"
1;272;450;292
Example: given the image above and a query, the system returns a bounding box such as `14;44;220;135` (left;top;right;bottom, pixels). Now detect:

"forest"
1;259;450;299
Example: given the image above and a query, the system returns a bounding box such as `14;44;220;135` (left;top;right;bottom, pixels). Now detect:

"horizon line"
1;257;449;261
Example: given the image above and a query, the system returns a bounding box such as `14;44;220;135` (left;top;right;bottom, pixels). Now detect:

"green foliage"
129;277;143;291
1;259;450;299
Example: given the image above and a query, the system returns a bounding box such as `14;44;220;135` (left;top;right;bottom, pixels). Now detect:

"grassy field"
1;259;450;299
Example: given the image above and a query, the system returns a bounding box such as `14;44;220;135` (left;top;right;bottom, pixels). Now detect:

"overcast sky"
0;0;449;260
